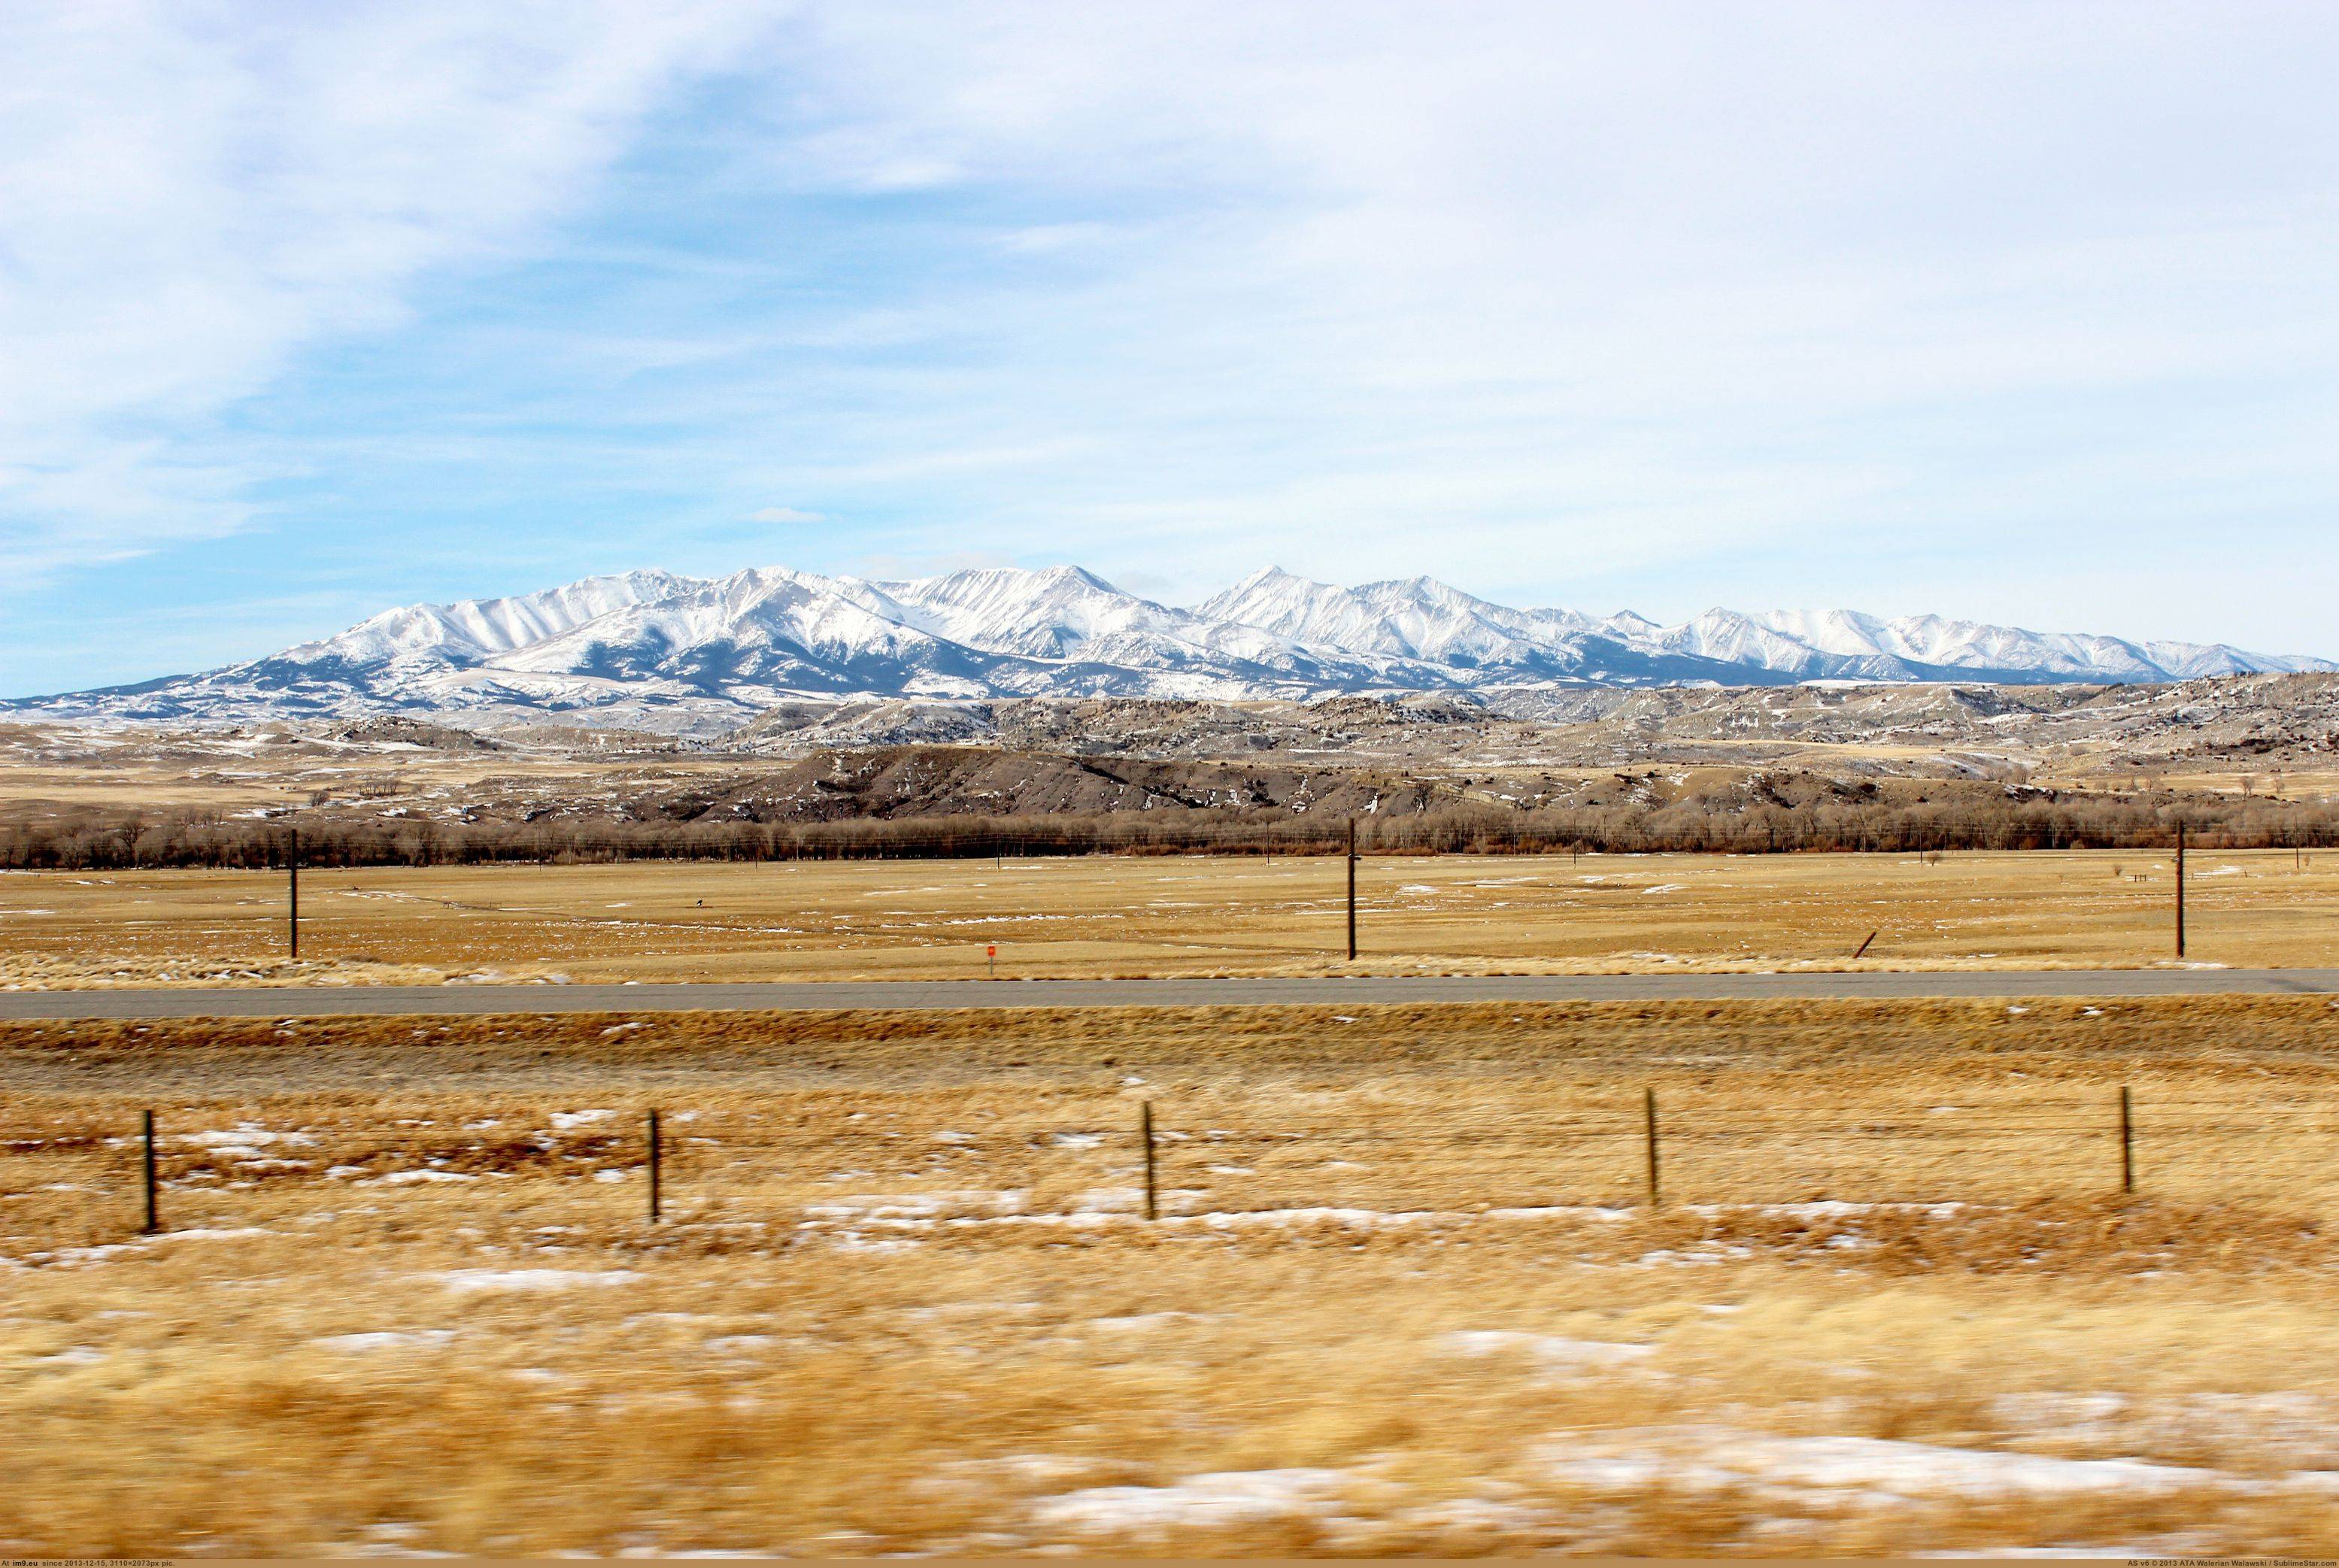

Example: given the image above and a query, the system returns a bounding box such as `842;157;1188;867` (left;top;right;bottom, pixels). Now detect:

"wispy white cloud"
0;0;771;581
715;1;2339;641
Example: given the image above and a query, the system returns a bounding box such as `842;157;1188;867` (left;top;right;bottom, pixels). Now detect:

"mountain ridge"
11;563;2331;733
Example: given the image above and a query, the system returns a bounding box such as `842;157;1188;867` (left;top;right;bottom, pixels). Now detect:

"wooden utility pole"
1345;817;1358;962
1643;1088;1661;1206
1139;1101;1158;1221
287;826;301;961
2174;819;2186;959
2119;1087;2134;1194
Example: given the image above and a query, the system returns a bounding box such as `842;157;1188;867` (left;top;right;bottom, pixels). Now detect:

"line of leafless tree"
5;793;2337;869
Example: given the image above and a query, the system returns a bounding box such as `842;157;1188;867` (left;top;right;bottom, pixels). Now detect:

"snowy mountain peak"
11;563;2331;733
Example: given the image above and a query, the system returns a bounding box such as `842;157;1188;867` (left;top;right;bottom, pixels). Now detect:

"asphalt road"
5;969;2337;1021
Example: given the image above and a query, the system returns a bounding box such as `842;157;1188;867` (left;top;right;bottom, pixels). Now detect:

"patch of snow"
1541;1425;2225;1501
1028;1468;1349;1536
184;1127;315;1148
435;1268;640;1294
312;1330;457;1353
1201;1206;1428;1228
1488;1203;1635;1221
1089;1312;1202;1333
703;1334;778;1354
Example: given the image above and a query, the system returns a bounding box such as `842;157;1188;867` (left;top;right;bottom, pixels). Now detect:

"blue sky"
5;2;2338;696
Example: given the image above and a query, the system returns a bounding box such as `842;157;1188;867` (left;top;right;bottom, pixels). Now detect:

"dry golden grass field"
8;996;2339;1555
2;847;2334;990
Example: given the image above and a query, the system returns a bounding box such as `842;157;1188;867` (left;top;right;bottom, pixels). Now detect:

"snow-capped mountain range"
14;564;2331;732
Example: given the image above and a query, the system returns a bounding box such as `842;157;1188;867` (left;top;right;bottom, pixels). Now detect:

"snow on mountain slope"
1745;608;2316;683
11;564;2330;732
285;569;693;666
1197;568;1591;672
866;565;1173;659
1651;608;1843;676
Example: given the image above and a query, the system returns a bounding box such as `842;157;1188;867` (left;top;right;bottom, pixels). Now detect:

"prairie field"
2;846;2334;990
8;996;2339;1556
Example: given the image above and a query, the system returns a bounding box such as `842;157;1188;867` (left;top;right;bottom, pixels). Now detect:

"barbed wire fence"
10;1087;2337;1242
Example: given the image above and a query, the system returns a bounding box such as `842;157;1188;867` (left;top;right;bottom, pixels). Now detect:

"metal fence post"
648;1109;663;1223
141;1109;159;1234
287;826;301;960
1345;818;1358;962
